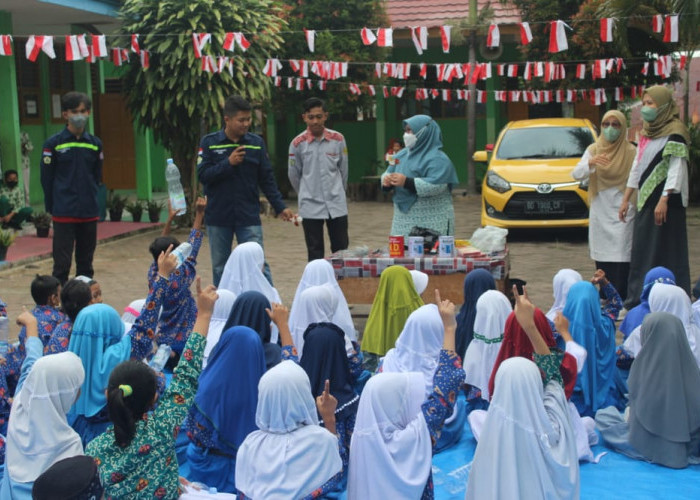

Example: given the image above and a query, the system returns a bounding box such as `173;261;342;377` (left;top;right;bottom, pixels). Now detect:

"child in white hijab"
218;242;281;306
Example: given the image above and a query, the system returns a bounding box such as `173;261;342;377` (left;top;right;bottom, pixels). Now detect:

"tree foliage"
118;0;286;189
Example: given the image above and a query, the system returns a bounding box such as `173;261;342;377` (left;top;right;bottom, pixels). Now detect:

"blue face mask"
640;106;658;123
68;113;88;129
603;126;621;142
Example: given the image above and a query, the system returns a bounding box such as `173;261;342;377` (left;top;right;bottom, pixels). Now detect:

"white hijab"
203;289;237;368
7;351;85;483
410;270;429;296
463;290;512;399
121;298;145;335
624;284;700;365
218;242;282;305
466;357;580;500
348;372;432;500
380;304;445;398
235;361;342;500
290;285;352;357
290;259;357;343
546;269;583;321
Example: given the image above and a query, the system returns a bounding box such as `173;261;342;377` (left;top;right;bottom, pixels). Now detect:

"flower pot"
36;226;50;238
0;245;7;261
130;213;143;223
109;209;123;222
148;210;161;223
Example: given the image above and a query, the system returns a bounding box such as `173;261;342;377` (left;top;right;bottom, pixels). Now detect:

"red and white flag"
263;58;282;77
600;18;614;42
477;90;486;104
509;90;521;102
131;34;140;54
377;28;393;47
306;79;313;90
111;47;129;66
0;35;12;56
411;26;428;55
440;25;451;53
497;64;505;76
201;55;216;73
548;20;570;53
349;83;361;95
591;88;607;106
383;86;390;98
663;15;678;43
556;90;565;103
487;24;500;48
368;85;376;96
91;34;107;58
430;88;439;99
318;80;327;91
576;63;586;79
274;76;281;87
26;35;55;61
593;59;607;79
223;32;250;52
652;14;663;33
442;89;451;101
641;61;649;75
507;64;518;77
567;89;577;103
534;61;544;78
524;62;533;81
519;22;533;45
65;35;89;61
140;50;150;69
296;78;305;91
415;88;428;100
456;89;466;100
680;54;687;70
419;63;428;79
192;33;211;59
391;86;405;98
614;87;624;101
304;29;316;52
361;28;376;45
494;90;507;102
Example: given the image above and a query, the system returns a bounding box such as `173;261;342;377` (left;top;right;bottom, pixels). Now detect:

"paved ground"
2;194;699;339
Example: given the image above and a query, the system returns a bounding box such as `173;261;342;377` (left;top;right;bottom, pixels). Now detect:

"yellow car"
474;118;597;228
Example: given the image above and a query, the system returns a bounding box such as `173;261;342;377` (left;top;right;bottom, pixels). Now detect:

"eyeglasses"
601;122;621;128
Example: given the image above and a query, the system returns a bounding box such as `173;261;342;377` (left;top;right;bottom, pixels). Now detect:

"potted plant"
146;199;164;223
0;228;17;261
32;212;52;238
107;193;127;222
125;200;144;223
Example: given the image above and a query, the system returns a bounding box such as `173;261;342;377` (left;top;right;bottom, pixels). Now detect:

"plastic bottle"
0;317;8;356
149;344;172;372
165;158;187;215
171;241;193;268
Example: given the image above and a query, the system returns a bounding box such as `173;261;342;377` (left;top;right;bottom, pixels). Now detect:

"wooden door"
97;94;136;189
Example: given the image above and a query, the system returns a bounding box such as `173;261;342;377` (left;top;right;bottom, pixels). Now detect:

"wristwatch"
661;191;669;197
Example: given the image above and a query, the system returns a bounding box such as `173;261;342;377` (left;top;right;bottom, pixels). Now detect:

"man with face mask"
0;170;33;229
40;92;103;284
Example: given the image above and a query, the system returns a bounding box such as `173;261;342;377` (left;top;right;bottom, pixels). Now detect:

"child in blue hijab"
619;266;676;338
381;115;459;237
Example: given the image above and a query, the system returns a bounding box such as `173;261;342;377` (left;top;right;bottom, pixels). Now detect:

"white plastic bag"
469;225;508;253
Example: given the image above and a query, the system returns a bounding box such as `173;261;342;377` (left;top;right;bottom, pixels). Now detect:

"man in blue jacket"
198;95;293;286
40;92;102;284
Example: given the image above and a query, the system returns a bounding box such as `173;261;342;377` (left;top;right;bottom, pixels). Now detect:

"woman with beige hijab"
572;110;636;300
618;85;691;308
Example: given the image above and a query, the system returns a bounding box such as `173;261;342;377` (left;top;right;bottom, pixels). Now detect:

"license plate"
524;200;564;214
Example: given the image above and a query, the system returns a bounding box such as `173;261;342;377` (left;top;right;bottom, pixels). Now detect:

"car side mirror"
473;151;489;162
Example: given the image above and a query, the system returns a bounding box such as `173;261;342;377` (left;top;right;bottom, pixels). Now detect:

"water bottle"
165;159;187;215
0;317;8;357
171;242;192;268
149;343;172;372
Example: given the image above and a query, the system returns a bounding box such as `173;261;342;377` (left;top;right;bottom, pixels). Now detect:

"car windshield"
496;127;595;160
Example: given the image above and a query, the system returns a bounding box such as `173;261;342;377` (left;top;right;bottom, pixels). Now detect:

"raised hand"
195;277;219;316
266;303;290;327
513;284;536;330
195;196;207;215
157;244;177;278
435;289;456;329
316;379;338;435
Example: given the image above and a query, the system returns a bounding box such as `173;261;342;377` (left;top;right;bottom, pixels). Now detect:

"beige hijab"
586;110;636;198
641;85;690;143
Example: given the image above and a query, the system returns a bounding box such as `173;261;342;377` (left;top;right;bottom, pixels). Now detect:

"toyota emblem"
536;183;553;194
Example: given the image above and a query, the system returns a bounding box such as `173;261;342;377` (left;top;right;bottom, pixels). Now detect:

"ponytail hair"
106;360;157;448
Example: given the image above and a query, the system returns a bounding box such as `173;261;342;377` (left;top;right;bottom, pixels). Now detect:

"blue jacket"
40;127;102;218
197;130;286;227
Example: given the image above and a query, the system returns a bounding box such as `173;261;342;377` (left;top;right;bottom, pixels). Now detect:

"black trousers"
595;260;630;303
52;220;97;284
301;215;349;261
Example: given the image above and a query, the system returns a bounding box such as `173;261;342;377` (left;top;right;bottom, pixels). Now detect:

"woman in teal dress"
381;115;459;237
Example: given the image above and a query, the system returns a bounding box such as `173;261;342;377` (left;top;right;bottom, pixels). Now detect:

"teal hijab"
68;303;132;418
393;115;459;213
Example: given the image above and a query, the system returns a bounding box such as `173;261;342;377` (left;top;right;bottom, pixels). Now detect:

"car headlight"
579;178;589;191
486;172;511;193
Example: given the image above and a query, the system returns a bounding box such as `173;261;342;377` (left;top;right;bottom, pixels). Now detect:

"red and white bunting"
306;79;313;90
397;62;411;79
368;84;376;96
524;62;533;81
652;14;663;33
641;62;649;75
614;87;624;101
415;88;428;100
568;89;578;102
296;78;305;91
655;55;672;78
374;62;381;78
497;64;505;76
377;28;393;47
548;20;570;53
318;80;327;91
494;90;507;102
360;28;376;45
131;34;140;54
534;61;544;78
507;64;518;77
349;82;361;95
482;62;492;79
201;55;216;73
192;33;211;59
111;47;129;66
411;26;428;55
544;61;555;82
487;24;500;48
263;58;282;77
519;22;533;45
65;35;89;61
436;63;447;81
383;86;390;98
456;89;466;100
592;59;607;79
477;90;486;104
0;35;12;56
140;50;150;69
509;90;521;102
576;63;586;79
615;58;625;73
430;88;439;99
440;25;451;53
419;63;428;79
391;86;405;98
91;34;107;58
557;63;566;79
663;15;678;43
274;76;281;87
287;77;293;89
304;29;316;52
556;90;565;103
442;89;451;101
591;88;606;105
600;18;614;43
223;32;250;52
631;86;637;99
680;55;687;70
26;35;55;61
